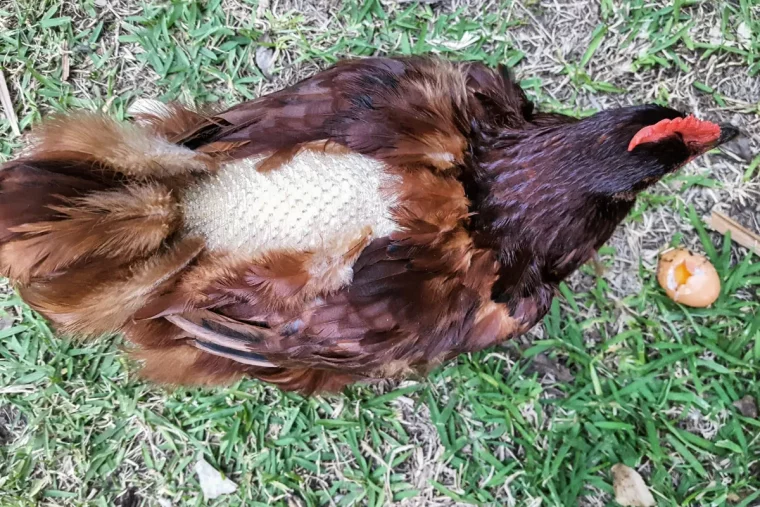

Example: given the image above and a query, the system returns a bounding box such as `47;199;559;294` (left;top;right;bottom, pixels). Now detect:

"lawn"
0;1;758;506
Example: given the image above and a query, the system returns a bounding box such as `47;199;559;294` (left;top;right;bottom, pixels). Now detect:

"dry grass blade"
62;40;70;82
0;69;20;137
256;0;270;18
708;209;760;255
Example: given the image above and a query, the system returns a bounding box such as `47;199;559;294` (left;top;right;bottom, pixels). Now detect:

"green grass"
1;1;759;506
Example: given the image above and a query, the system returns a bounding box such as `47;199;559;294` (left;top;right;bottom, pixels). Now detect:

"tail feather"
1;183;180;281
0;110;210;338
0;159;113;242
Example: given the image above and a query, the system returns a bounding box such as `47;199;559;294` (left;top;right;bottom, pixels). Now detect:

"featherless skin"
0;56;739;393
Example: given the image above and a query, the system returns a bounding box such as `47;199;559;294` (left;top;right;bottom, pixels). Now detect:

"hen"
0;57;737;393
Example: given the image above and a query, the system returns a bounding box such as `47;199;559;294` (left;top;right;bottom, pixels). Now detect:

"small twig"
62;40;70;82
0;69;20;136
708;209;760;255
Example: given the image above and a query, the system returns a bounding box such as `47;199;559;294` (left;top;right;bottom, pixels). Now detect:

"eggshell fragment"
656;249;720;307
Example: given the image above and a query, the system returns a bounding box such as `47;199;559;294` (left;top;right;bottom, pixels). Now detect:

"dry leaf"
612;464;656;507
723;135;753;162
737;22;751;49
255;46;275;79
733;395;758;419
194;458;237;500
0;314;13;331
526;353;575;383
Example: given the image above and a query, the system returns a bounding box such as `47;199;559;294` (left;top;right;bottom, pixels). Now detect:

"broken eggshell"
656;248;720;307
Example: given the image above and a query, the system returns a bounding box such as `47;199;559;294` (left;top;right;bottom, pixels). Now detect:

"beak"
716;123;740;146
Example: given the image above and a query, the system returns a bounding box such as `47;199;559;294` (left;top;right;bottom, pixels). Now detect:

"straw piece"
0;69;20;137
708;209;760;255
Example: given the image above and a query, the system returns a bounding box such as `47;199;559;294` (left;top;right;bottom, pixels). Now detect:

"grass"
0;0;759;506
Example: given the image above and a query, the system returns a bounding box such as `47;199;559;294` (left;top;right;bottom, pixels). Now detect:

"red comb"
628;115;721;151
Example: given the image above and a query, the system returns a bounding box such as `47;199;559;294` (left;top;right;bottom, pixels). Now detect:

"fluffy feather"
29;112;213;177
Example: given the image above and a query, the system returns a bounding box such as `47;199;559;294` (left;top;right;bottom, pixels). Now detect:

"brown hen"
0;56;738;393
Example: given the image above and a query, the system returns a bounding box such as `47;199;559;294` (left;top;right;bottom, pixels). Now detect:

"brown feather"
173;57;474;173
0;159;114;243
126;320;350;392
128;101;214;140
132;344;244;386
30;112;213;177
251;368;359;395
129;324;247;387
138;223;372;323
0;184;179;282
20;238;203;336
